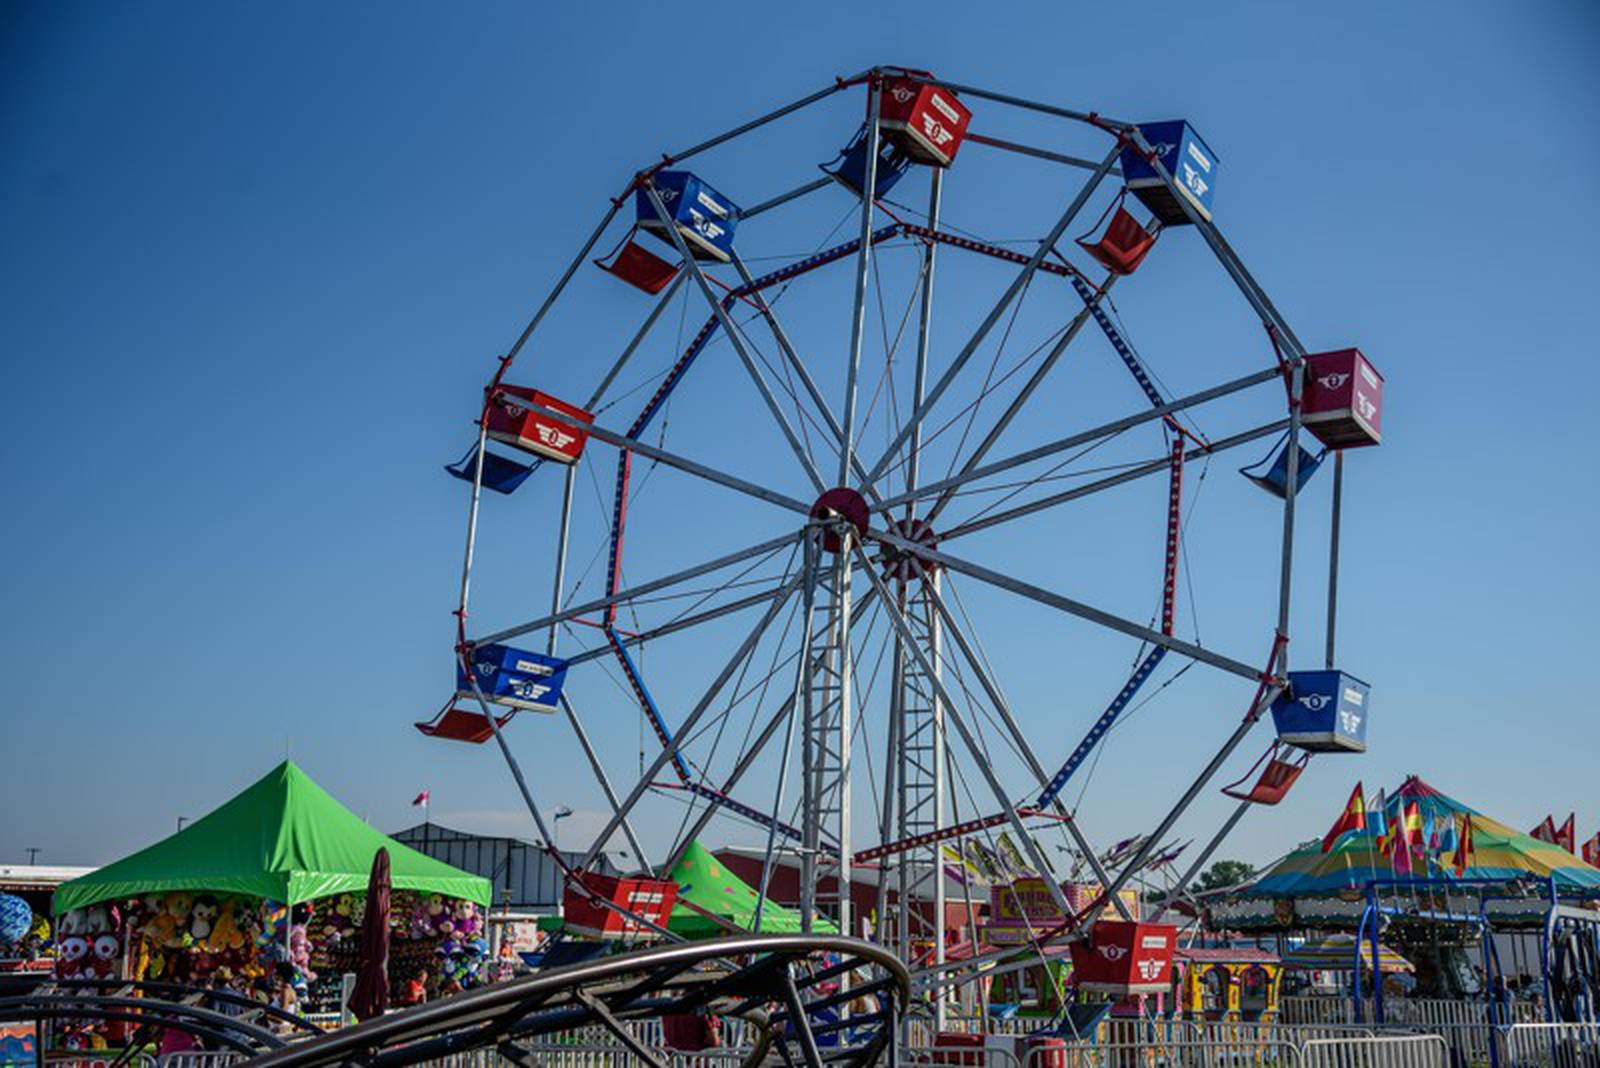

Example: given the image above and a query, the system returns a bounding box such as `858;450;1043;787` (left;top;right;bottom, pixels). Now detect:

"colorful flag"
1392;800;1423;875
1531;815;1558;843
1322;782;1367;853
1582;833;1600;868
1452;814;1475;877
411;790;431;806
1371;790;1391;852
1437;814;1459;855
1555;814;1576;854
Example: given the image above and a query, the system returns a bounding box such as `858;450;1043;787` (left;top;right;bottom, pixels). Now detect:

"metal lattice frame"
446;65;1350;1018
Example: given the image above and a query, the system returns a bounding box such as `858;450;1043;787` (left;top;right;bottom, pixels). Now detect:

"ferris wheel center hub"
809;487;869;553
878;516;941;582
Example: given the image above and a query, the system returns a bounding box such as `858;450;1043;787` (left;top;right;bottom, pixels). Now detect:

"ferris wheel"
428;66;1385;1010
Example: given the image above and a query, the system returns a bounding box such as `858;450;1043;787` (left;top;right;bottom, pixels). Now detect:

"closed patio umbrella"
348;847;391;1021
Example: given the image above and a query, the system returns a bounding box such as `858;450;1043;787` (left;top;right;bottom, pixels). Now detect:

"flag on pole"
1452;813;1475;876
1555;814;1576;854
1531;815;1558;843
1371;790;1391;852
1582;833;1600;868
1392;800;1423;875
1322;782;1367;853
1436;814;1459;855
411;790;431;806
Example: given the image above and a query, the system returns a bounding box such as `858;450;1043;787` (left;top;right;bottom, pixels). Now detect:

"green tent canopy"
666;840;835;938
54;761;491;914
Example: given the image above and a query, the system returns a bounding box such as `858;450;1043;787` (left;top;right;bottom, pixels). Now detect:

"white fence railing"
1300;1036;1447;1068
1502;1024;1600;1068
1281;997;1543;1028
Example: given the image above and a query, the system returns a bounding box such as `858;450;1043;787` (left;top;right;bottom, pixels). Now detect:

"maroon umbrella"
348;847;391;1021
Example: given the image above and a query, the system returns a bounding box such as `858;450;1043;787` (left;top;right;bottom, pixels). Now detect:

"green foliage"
1194;859;1257;893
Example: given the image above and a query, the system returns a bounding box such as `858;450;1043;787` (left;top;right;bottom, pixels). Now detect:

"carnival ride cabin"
1171;945;1283;1021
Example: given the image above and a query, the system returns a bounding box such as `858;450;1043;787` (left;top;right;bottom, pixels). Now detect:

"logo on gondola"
1357;394;1378;421
919;113;955;147
890;84;916;104
1299;693;1331;711
509;680;551;701
1318;372;1350;391
1339;710;1363;734
1136;959;1164;980
1098;944;1129;961
536;424;576;451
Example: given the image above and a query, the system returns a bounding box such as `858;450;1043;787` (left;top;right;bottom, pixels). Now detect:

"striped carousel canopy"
1245;776;1600;897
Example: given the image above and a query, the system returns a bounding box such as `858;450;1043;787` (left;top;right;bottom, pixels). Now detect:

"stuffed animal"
59;909;87;937
203;898;246;953
189;896;219;941
84;904;118;936
57;936;90;978
287;924;317;982
89;934;120;978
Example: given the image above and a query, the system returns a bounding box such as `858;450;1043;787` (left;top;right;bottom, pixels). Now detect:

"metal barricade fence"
157;1054;248;1068
1299;1035;1448;1068
1502;1024;1600;1068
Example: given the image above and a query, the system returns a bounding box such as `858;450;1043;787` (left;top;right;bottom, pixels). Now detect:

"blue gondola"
822;124;913;199
1271;670;1370;753
1119;119;1219;225
456;643;568;713
444;445;536;495
635;170;739;263
1240;437;1325;499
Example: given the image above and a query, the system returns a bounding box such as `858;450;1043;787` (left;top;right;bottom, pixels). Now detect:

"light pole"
177;817;189;832
25;848;39;866
552;806;573;853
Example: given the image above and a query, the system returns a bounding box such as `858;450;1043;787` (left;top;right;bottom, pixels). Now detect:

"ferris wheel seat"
414;705;513;744
1221;746;1311;805
1240;439;1324;499
635;170;740;263
823;123;914;199
594;236;681;295
561;872;678;942
1270;670;1370;753
1069;920;1177;996
1302;348;1384;449
1119;120;1218;226
878;74;972;167
485;385;595;464
1077;205;1158;276
456;643;569;713
444;446;536;495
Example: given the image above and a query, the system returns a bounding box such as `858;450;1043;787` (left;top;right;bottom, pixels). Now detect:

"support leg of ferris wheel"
855;545;1076;925
800;522;855;938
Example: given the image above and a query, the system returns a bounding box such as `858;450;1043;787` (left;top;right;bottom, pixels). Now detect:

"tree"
1194;859;1256;893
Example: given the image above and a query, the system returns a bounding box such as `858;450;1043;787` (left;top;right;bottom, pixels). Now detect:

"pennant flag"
1437;814;1459;855
1391;800;1423;875
1531;816;1558;843
1555;814;1576;854
995;832;1038;878
411;790;431;806
1582;833;1600;869
1371;790;1392;852
1452;813;1475;877
1322;782;1367;853
1146;840;1191;871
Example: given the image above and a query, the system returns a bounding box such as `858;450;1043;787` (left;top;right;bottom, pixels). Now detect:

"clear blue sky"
3;2;1597;876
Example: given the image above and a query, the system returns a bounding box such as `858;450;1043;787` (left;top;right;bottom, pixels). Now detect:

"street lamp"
552;806;573;852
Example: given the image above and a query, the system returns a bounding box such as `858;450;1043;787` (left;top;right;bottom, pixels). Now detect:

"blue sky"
3;2;1597;878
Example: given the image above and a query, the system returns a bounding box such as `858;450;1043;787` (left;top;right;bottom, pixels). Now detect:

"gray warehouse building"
391;823;621;911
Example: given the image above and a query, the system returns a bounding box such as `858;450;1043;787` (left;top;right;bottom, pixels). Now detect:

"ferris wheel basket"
455;643;569;713
877;74;972;167
414;703;514;744
484;386;595;464
1068;920;1178;996
1075;194;1159;277
1301;348;1384;449
1120;119;1218;226
1270;670;1370;753
635;170;740;263
560;872;678;941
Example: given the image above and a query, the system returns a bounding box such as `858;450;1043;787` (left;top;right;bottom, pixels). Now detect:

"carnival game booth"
52;761;491;1038
1171;944;1282;1021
